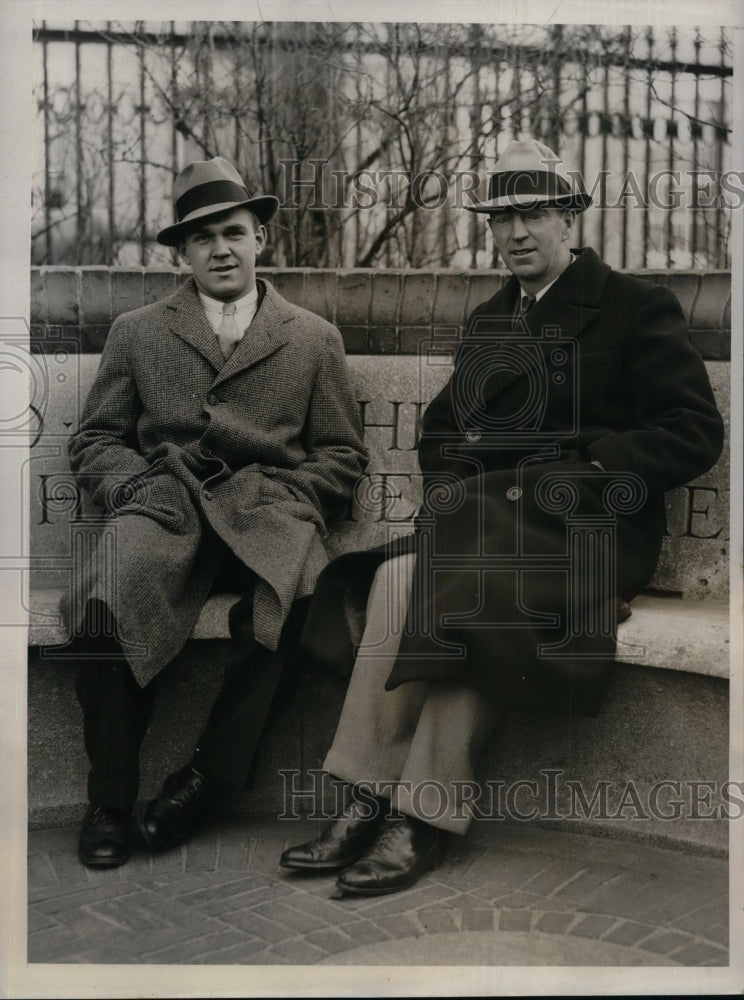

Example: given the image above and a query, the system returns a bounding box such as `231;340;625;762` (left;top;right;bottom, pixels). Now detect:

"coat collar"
484;246;611;334
518;246;610;341
165;277;296;384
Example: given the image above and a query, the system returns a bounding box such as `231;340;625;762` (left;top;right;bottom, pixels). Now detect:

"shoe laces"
167;768;210;807
368;817;410;857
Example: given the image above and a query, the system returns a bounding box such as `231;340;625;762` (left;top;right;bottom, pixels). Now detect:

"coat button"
203;490;213;501
207;392;218;405
506;486;522;501
465;430;481;443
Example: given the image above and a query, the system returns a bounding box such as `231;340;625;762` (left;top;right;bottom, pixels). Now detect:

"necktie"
519;294;536;318
216;302;241;358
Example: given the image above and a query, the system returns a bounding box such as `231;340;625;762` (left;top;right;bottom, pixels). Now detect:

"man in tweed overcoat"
65;157;367;867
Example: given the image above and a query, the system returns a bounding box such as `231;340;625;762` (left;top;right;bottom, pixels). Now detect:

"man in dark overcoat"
64;156;367;867
281;138;724;896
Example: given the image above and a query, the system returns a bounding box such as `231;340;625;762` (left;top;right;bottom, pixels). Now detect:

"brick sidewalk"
28;817;728;967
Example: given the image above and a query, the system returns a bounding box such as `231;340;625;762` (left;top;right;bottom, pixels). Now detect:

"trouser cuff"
391;780;476;835
87;776;138;813
324;750;475;834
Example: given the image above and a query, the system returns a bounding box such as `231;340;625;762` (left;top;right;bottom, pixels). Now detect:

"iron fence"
32;20;733;270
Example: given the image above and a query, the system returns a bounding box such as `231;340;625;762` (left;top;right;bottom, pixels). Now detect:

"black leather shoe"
139;766;214;852
335;815;443;896
78;804;132;868
279;800;386;871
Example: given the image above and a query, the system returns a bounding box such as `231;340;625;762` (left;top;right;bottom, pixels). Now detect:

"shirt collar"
198;285;259;316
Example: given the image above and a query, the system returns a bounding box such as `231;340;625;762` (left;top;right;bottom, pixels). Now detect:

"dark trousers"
74;555;310;812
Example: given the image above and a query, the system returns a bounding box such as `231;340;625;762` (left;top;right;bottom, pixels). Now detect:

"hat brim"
465;192;592;214
157;195;280;246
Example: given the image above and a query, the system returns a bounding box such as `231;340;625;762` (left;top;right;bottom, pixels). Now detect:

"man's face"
179;206;266;302
488;206;575;293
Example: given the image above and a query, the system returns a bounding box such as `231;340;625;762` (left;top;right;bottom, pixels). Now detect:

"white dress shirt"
198;286;259;344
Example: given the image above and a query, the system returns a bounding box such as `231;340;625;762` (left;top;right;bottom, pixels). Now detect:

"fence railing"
32;21;733;271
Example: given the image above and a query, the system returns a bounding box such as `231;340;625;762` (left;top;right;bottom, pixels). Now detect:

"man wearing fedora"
280;138;724;896
64;157;367;867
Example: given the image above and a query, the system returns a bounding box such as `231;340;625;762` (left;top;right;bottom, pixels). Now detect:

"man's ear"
255;224;267;253
178;241;190;264
561;210;576;241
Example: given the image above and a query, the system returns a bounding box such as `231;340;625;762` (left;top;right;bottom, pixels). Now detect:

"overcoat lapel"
213;281;294;389
164;278;296;387
166;279;226;371
521;247;609;343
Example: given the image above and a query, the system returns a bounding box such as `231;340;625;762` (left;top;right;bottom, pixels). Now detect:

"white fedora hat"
466;138;592;214
157;157;279;246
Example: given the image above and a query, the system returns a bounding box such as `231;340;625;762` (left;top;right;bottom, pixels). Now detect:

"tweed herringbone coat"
302;248;724;713
63;277;367;686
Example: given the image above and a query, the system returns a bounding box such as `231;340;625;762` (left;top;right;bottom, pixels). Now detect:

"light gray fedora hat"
466;138;592;213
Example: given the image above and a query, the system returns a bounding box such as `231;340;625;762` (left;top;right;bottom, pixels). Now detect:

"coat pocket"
112;470;190;533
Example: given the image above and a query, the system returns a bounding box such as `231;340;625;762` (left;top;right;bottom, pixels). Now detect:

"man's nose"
511;214;529;238
211;238;231;257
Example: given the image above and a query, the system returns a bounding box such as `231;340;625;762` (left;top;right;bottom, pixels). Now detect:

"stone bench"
23;267;731;848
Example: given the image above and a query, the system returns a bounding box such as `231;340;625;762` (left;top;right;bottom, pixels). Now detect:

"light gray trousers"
323;554;495;834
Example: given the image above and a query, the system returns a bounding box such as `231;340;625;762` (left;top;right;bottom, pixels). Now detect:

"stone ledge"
30;266;732;359
614;595;729;678
27;588;730;680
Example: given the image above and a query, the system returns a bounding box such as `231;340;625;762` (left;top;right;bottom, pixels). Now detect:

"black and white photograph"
1;0;742;995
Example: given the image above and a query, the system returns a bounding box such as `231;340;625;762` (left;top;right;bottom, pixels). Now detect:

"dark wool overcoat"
63;277;368;686
302;248;724;714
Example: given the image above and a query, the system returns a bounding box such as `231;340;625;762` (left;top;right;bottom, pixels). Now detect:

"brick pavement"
27;816;728;967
